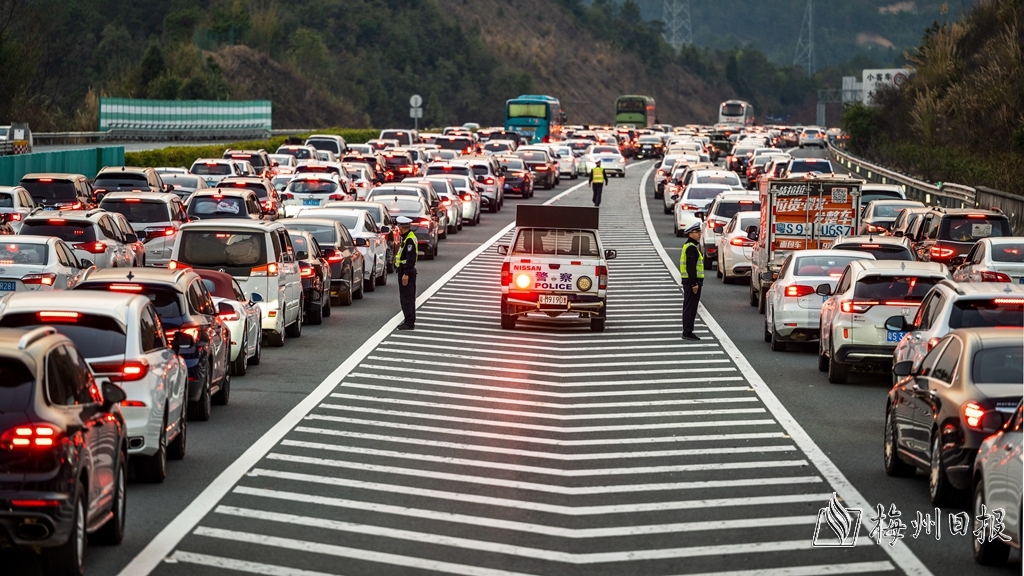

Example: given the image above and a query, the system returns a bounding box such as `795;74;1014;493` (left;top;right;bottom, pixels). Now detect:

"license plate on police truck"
538;295;568;306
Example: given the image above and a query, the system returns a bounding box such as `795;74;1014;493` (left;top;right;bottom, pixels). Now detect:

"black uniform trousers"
681;281;701;335
591;183;603;206
399;269;417;327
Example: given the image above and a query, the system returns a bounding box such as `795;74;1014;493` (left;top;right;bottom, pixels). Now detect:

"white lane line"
246;469;826;515
315;405;772;434
323;396;764;420
636;162;933;576
361;356;730;377
116;171;599;576
258;458;821;496
277;440;806;477
292;427;794;460
390;333;716;351
234;486;817;539
678;562;896;576
192;527;534;576
355;365;737;388
303;415;786;446
166;551;341;576
342;377;749;398
373;344;722;361
399;328;702;344
334;384;752;408
413;322;690;337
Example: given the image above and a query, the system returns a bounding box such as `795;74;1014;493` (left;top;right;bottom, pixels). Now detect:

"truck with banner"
748;174;863;312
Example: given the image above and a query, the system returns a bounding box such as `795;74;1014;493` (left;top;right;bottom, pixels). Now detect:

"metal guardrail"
32;128;312;146
827;143;1023;234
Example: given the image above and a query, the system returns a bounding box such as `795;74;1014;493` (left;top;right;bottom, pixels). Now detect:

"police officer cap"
595;159;602;165
396;216;413;225
683;222;702;235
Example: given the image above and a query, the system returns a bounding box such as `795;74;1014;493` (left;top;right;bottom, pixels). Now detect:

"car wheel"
341;273;354;306
168;402;187;460
663;204;671;214
306;292;323;324
91;454;126;545
883;408;915;477
249;332;262;364
231;335;248;375
187;361;212;420
674;228;684;237
449;223;457;235
364;265;376;292
654;189;664;200
439;226;447;240
322;288;332;316
500;313;516;329
44;484;85;575
423;244;435;261
973;480;1011;564
716;256;724;279
489;202;497;213
817;326;830;372
286;298;303;336
213;370;230;405
590;317;606;332
749;281;758;307
929;433;960;506
353;272;364;299
763;314;772;343
827;342;848;384
135;414;167;483
375;264;387;286
769;319;786;351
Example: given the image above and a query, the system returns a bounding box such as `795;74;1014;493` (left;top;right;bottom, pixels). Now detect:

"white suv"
817;260;950;384
189;158;245;187
19;209;135;269
99;192;188;268
889;280;1024;371
170;221;303;347
700;191;760;269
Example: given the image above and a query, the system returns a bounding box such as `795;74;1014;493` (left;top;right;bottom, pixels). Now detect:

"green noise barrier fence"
0;147;124;186
99;98;272;140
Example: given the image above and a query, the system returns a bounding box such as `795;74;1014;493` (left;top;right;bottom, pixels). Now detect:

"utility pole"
793;0;814;75
662;0;692;52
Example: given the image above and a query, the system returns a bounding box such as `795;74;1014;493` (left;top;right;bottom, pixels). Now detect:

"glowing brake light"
218;307;240;321
48;218;66;224
36;310;79;321
840;300;878;314
730;237;754;247
251;263;279;277
784;285;814;298
930;246;956;259
926;337;941;352
22;273;57;286
167;260;191;271
123;198;141;203
514;273;531;289
993;298;1024;304
108;283;143;292
1;424;62;449
90;360;149;382
72;241;107;254
962;401;986;430
980;271;1011;282
299;265;315;279
501;262;511;286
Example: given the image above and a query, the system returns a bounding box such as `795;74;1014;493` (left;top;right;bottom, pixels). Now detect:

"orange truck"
749;174;863;312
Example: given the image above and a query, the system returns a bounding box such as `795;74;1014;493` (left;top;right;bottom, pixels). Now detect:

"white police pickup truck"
497;205;616;332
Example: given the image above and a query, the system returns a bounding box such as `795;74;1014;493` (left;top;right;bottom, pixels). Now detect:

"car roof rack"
18;326;57;350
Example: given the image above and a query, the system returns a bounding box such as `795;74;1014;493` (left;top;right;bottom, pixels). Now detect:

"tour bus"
504;95;565;144
614;95;656;128
718;100;755;127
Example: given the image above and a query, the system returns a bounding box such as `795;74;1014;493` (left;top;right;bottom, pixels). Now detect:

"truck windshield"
513;229;600;257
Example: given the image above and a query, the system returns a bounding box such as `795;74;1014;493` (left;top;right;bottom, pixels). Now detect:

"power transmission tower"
662;0;692;52
793;0;814;75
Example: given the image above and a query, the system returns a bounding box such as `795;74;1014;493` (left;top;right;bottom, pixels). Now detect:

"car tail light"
926;337;941;352
962;401;987;430
72;241;107;254
250;263;278;277
22;273;57;286
414;217;431;227
485;177;495;185
165;323;200;344
441;199;452;206
840;300;877;314
36;310;79;321
535;165;548;171
462;194;472;201
930;246;956;259
56;202;83;210
1;424;62;449
730;237;754;247
681;204;701;211
166;260;192;271
90;360;150;382
325;252;344;264
10;499;61;507
598;265;608;290
107;283;144;292
143;226;176;242
501;261;511;286
980;270;1011;282
864;224;887;233
328;193;347;201
784;285;814;297
6;213;22;221
299;264;315;279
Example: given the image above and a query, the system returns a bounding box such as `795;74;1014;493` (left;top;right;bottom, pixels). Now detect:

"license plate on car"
504;184;511;189
44;206;57;210
302;199;320;206
538;295;568;306
0;281;16;291
886;330;907;343
1019;277;1024;284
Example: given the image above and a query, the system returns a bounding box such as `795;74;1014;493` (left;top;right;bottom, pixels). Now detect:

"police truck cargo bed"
516;205;599;230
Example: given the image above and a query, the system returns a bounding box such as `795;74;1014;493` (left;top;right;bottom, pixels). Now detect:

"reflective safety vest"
395;231;418;268
679;242;705;280
591;166;605;184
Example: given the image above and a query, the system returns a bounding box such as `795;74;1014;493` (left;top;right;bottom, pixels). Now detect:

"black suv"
74;268;231;421
223;149;272;178
19;173;96;210
92;167;170;200
0;326;128;575
909;208;1013;266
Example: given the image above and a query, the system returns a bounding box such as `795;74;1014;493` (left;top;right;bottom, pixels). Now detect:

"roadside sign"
862;69;911;105
409;108;422;119
409;94;423;108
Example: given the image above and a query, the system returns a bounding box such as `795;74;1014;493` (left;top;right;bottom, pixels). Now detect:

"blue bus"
504;95;564;144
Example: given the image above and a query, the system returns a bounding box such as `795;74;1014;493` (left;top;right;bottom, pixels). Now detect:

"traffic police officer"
589;159;606;207
395;216;418;330
679;222;704;340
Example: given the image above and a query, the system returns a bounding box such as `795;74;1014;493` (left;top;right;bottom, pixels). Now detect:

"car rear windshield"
288;180;339;194
853;275;941;301
287;224;337;246
861;191;904;202
639;136;661;143
0;193;12;208
991;243;1024;262
317;214;361;229
949;299;1024;329
219;183;269;199
832;244;913;261
178;230;268;274
427;166;471;177
483;142;511;152
0;357;34;413
191;163;232;175
0;313;126;358
714;201;760;219
972;346;1024;384
686;187;727;200
469;165;489;176
380;131;412;145
788;160;833;173
943;217;1010;242
305;140;341;154
277;147;315;160
189;196;247;217
228;154;267;170
513;228;600;257
436;138;473;151
517;152;547;163
0;242;48;265
94;174;148;189
591;147;619;155
794;256;861;277
871;203;920;219
164;175;201;189
384;156;411;167
379;198;426;216
21;180;78;203
101;200;171;223
21;221;96;242
500;159;526;171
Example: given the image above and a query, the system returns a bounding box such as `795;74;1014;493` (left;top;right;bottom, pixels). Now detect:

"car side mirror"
745;226;759;241
280;192;293;201
79;259;94;269
671;194;680;201
295;250;309;260
694;211;704;220
885;315;909;332
815;283;832;296
949;255;966;267
217;302;234;315
760;271;774;282
125;233;138;243
163;184;174;193
173;331;196;352
497;245;509;255
604;249;617;260
713;225;724;233
101;381;126;410
250;292;263;302
376;225;390;235
892;360;914;377
892;230;904;237
354;238;368;247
